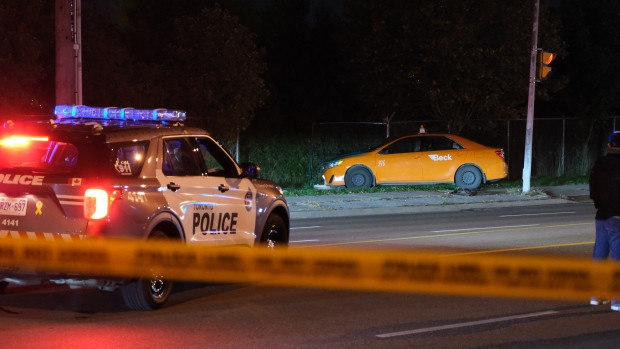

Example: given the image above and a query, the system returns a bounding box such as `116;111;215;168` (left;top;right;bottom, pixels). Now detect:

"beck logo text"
428;154;452;161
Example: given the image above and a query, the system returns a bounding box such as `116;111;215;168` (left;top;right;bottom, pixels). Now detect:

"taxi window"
422;136;463;151
108;142;148;177
385;137;421;154
163;138;202;176
195;137;239;177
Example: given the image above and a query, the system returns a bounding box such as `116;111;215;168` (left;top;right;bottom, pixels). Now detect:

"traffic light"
536;49;556;81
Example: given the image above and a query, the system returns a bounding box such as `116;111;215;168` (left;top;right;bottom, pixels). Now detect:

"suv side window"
163;138;202;176
194;137;239;177
109;142;148;177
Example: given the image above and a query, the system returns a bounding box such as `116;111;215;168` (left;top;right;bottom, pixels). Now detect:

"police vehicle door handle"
218;184;229;193
167;182;181;192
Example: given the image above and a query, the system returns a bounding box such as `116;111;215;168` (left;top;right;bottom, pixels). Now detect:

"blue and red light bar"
54;105;186;123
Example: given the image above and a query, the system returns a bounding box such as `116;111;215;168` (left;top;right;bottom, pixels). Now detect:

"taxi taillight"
495;150;505;159
84;189;117;219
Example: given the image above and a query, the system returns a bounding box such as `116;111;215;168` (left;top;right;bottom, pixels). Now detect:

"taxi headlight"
320;160;342;172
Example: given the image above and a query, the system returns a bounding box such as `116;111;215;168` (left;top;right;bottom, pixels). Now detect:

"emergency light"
54;105;186;123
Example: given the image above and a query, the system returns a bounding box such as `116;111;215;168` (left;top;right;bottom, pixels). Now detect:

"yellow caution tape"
0;236;619;301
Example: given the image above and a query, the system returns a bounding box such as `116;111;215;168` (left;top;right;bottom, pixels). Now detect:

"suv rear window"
1;139;79;174
0;137;148;178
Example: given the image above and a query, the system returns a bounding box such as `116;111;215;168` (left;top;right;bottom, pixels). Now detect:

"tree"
0;1;54;117
340;0;565;135
552;0;620;171
168;4;268;139
557;1;620;118
80;1;267;140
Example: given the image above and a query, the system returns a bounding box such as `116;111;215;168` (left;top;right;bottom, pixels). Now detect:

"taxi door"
374;136;424;183
157;136;256;246
419;136;465;182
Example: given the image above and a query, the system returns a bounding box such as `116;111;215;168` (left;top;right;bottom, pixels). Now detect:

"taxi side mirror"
240;162;260;178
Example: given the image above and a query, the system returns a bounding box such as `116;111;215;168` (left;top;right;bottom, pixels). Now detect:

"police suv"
0;105;290;310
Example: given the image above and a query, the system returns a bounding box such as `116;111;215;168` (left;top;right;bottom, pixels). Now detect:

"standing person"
589;130;620;311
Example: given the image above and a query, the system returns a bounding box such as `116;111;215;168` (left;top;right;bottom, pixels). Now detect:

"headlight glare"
321;160;342;171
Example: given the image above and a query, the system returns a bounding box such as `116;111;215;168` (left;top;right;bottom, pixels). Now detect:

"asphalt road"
3;199;619;349
290;201;594;255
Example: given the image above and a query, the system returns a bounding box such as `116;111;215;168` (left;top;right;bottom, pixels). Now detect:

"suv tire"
121;230;174;310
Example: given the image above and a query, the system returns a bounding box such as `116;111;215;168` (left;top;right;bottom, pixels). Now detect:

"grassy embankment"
283;175;589;197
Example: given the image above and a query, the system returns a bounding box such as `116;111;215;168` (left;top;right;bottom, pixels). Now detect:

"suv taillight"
84;189;110;219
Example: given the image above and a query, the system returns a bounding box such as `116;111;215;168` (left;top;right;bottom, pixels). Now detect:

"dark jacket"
590;152;620;219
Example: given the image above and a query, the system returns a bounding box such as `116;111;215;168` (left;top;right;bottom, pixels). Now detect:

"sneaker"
591;297;609;305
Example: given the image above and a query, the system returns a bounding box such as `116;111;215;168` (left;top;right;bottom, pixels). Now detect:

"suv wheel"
121;230;174;310
260;214;288;248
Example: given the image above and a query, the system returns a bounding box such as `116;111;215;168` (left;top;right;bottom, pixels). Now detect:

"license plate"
0;197;28;216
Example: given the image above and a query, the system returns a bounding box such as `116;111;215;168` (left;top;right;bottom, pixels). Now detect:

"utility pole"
55;0;82;105
522;0;539;193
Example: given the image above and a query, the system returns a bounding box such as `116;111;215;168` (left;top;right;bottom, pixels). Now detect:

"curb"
289;198;576;219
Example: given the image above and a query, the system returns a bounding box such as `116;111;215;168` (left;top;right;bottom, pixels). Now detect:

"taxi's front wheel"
345;167;372;188
121;230;174;310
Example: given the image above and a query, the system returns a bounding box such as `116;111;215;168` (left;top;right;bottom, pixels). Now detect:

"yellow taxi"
319;133;508;190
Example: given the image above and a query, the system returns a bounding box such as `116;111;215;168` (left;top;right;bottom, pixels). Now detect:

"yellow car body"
320;133;508;190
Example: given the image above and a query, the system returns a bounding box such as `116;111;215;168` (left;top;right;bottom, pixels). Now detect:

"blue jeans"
593;216;620;260
593;217;620;307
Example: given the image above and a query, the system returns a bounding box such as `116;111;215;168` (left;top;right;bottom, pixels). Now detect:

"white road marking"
500;211;575;217
290;239;320;243
290;226;321;230
432;224;538;233
376;310;558;338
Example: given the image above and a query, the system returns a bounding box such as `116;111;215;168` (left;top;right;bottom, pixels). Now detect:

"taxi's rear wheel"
455;165;483;190
121;230;174;310
260;214;288;248
345;167;372;188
